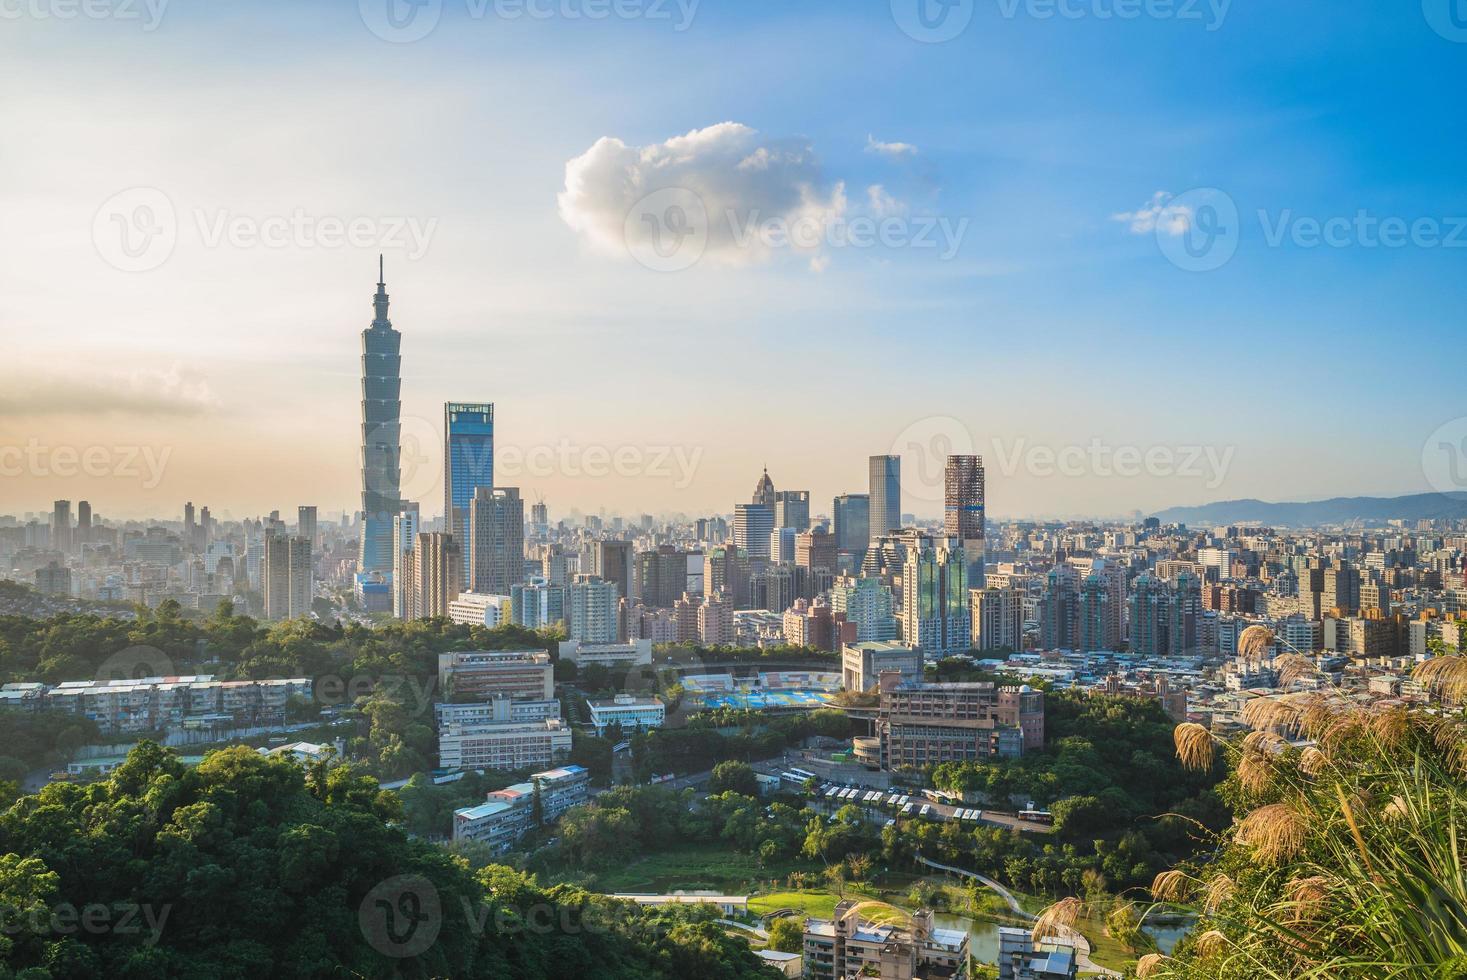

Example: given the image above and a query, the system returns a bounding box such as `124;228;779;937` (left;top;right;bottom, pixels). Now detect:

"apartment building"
802;902;969;980
41;676;312;735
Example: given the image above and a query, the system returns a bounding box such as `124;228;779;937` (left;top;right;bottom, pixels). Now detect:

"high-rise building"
1129;574;1173;657
752;467;776;510
511;577;565;629
1038;566;1080;651
971;586;1021;652
392;504;421;619
635;545;687;609
402;532;462;620
796;528;838;573
733;503;773;561
567;576;618;643
359;256;403;576
830;576;899;642
51;500;72;554
698;593;734;646
868;455;901;545
297;506;318;549
901;537;971;657
182;501;195;552
774;490;811;531
287;536;313;619
833;493;870;570
469;487;524;596
262;528;290;619
703;544;750;608
444;402;495;577
592;540;633;602
75;501;91;548
944;455;986;587
1078;573;1113;652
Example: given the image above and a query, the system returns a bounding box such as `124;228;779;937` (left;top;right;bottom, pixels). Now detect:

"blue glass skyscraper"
444;402;494;576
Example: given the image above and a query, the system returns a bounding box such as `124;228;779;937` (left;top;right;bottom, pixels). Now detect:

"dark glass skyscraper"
358;257;402;576
444;402;495;576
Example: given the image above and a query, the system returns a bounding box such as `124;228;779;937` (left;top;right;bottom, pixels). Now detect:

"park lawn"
748;891;842;920
594;843;814;894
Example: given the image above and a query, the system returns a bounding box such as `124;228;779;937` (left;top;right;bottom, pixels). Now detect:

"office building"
901;538;971;657
704;544;750;608
437;649;554;702
842;640;921;693
944;455;986;586
635;545;687;609
75;501;91;548
438;714;571;771
51;500;71;555
833;493;870;570
447;592;512;627
297;505;318;549
773;489;810;531
358;257;403;576
878;680;1045;768
452;764;589;848
558;638;652;669
511;576;565;629
734;503;774;562
468;486;523;596
444;402;495;578
796;527;838;573
868;455;901;544
587;694;665;736
592;540;634;603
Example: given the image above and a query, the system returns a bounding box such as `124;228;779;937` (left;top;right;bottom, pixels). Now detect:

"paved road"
915;854;1120;978
718;919;768;941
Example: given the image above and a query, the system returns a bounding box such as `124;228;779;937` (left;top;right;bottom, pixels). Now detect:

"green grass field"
592;843;817;894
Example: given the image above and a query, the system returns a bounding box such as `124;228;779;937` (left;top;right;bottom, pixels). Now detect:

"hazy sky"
2;1;1465;523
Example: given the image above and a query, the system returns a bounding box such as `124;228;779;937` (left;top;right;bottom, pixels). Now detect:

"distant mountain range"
1151;492;1467;528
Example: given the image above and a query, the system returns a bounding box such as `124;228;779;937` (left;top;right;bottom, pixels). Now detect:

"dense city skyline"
4;4;1465;519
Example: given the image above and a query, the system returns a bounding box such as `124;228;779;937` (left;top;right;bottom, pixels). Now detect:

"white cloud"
1113;191;1192;236
866;184;906;218
558;122;847;267
865;134;918;157
0;365;221;418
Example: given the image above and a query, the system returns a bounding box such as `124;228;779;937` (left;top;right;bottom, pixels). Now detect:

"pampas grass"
1235;803;1307;863
1174;722;1215;771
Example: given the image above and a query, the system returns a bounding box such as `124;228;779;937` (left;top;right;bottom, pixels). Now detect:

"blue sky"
1;1;1464;521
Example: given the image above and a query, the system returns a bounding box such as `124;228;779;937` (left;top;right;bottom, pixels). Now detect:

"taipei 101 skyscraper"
358;255;402;576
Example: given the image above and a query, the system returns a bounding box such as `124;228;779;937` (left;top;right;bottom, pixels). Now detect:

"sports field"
699;688;835;711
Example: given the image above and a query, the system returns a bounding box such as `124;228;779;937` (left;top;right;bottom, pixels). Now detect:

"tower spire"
371;255;391;328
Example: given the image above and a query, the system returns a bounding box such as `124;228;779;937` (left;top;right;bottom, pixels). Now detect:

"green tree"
767;916;804;953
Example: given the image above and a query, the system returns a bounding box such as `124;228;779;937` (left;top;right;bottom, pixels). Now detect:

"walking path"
915;854;1121;977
